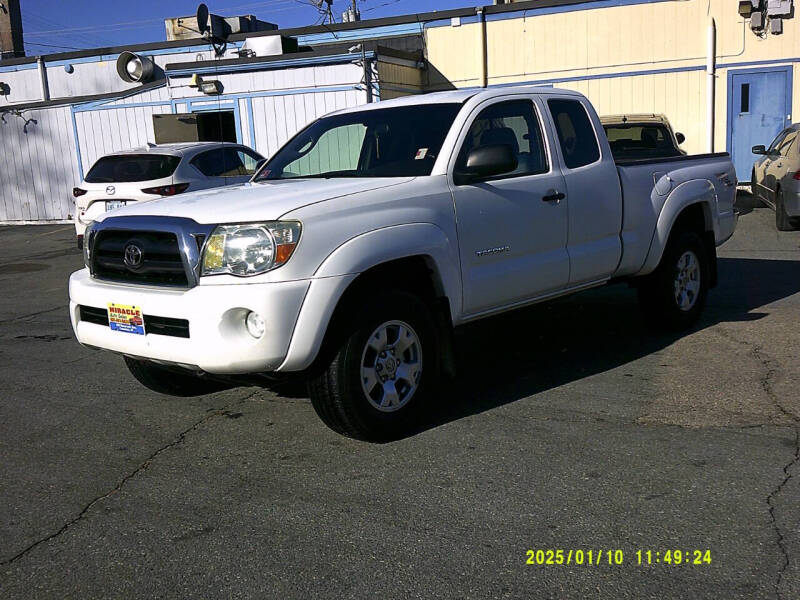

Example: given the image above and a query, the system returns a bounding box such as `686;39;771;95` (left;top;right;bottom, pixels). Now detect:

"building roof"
0;0;595;66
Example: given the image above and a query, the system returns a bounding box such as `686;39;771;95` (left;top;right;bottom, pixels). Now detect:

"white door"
544;97;622;285
450;98;570;316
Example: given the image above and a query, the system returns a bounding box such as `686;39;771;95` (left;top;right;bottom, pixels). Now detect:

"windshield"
603;124;681;159
254;103;462;180
85;154;180;183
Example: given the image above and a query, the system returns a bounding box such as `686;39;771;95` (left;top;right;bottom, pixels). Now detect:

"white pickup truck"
69;87;737;441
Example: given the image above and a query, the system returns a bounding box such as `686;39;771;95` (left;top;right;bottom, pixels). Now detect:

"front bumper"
69;268;312;374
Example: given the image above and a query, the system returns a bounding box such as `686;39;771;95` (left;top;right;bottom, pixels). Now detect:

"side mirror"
675;132;685;145
752;144;767;155
455;144;517;185
255;158;267;170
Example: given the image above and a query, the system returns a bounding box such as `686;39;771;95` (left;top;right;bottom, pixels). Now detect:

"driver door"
450;97;569;316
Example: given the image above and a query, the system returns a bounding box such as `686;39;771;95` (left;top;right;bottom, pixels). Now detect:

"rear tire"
776;188;796;231
124;357;229;397
638;230;709;331
307;291;440;442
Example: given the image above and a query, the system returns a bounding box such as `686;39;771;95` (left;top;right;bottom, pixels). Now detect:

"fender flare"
277;223;461;372
639;179;717;275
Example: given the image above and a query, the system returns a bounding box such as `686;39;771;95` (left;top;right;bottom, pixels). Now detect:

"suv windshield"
603;124;680;159
85;154;181;183
255;103;462;180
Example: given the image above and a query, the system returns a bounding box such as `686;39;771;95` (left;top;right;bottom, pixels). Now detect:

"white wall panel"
0;106;80;221
74;104;171;175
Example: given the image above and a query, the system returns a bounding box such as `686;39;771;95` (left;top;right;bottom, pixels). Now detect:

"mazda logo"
106;186;116;195
123;243;143;269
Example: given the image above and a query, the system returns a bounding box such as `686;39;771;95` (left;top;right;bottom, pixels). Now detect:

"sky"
19;0;479;55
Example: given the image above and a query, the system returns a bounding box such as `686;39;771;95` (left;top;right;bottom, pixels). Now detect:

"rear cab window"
547;99;601;169
85;154;180;183
603;124;681;159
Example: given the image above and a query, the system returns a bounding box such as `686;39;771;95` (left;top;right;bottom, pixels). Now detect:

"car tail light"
141;183;190;196
73;187;87;197
793;171;800;181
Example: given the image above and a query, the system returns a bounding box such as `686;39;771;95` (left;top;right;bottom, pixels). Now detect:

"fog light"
245;311;265;338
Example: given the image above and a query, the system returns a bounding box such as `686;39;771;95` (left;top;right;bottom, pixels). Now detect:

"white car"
73;142;264;247
70;87;737;441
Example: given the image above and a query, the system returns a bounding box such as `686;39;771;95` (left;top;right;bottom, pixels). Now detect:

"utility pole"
0;0;25;59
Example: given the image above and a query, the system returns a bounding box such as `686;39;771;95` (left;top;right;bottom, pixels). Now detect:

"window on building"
547;99;601;169
740;84;750;113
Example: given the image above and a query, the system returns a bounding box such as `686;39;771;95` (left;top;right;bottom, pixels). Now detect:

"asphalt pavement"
0;193;798;599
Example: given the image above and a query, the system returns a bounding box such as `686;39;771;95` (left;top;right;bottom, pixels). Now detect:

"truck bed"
614;152;737;278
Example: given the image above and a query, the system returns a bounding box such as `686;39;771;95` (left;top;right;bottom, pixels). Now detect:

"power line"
24;41;91;51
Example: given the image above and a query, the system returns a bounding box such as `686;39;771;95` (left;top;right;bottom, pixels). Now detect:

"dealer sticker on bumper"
107;303;145;335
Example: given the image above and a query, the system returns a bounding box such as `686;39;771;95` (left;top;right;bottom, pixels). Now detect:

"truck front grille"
92;230;188;287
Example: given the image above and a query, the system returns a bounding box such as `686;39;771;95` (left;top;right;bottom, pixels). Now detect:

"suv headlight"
201;221;301;277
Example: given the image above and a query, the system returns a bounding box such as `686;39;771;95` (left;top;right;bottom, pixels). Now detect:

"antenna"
316;0;334;25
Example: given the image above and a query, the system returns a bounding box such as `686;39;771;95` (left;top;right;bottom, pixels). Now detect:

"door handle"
542;190;565;202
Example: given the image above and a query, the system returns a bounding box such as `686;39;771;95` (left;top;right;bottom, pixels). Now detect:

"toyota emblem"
106;186;116;195
123;243;143;269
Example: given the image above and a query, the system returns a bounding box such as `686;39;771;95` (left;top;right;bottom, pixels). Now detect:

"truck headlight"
83;222;95;268
201;221;301;277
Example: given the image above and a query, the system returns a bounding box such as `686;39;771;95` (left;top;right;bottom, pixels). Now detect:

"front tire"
124;357;229;397
307;291;440;442
775;188;796;231
638;230;709;330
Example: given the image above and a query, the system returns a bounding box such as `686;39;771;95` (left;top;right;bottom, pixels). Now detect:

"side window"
547;99;601;169
283;124;367;177
456;99;548;178
190;149;227;177
768;129;790;155
777;130;798;157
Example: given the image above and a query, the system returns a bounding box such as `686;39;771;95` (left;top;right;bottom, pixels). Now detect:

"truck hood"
99;178;414;224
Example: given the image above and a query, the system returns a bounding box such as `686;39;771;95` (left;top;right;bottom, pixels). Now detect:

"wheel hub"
360;320;422;412
673;250;700;312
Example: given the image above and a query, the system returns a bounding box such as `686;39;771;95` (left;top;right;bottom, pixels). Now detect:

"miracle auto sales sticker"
107;303;145;335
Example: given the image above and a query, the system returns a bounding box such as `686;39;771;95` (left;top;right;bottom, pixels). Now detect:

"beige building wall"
424;0;800;156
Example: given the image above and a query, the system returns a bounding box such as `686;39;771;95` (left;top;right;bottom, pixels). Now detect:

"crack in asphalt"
754;344;800;600
716;328;800;600
0;390;259;568
767;428;800;600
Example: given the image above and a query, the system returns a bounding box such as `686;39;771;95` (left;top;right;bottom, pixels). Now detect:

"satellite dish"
196;3;210;35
